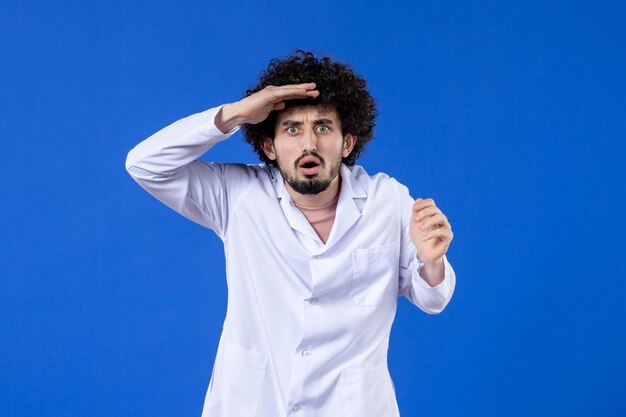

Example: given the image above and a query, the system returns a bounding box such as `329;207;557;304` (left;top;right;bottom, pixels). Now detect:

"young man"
126;50;456;417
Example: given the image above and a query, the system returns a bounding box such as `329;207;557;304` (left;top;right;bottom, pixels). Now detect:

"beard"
277;151;342;195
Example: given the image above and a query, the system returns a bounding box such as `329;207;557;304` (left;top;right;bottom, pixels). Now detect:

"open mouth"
298;156;322;175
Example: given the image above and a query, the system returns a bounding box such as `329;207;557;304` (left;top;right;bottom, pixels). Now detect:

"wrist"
420;257;445;287
215;103;245;133
423;257;444;270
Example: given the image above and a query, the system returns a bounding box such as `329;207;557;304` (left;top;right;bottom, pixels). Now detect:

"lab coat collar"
270;164;367;251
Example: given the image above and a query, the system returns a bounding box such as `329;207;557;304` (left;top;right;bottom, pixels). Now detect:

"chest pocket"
203;339;268;417
351;244;398;307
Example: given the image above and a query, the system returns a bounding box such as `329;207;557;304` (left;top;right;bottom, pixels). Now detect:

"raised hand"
215;83;319;133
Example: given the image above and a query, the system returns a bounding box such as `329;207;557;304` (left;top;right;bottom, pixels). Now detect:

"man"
126;50;456;417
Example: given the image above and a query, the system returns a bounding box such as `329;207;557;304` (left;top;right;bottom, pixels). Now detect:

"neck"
286;175;341;208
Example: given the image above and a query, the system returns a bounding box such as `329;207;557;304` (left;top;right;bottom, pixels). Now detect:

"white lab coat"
126;105;456;417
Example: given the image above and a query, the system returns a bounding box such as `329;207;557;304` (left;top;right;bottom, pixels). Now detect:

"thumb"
273;101;286;110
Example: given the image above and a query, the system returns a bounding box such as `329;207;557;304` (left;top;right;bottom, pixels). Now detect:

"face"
261;105;356;195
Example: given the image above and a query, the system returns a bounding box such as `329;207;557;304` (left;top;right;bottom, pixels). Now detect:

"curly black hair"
241;50;377;166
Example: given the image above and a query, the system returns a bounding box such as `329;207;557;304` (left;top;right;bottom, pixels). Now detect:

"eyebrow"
281;118;335;126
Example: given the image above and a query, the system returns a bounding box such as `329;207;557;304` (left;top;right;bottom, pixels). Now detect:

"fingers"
413;206;439;222
420;213;450;231
412;197;453;240
265;83;319;102
268;82;317;89
266;83;317;92
413;197;435;211
421;227;454;242
273;89;319;101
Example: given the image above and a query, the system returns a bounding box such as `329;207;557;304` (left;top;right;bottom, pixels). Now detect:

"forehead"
275;105;340;124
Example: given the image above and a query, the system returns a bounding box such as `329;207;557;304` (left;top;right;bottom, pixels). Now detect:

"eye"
316;125;329;133
287;126;298;134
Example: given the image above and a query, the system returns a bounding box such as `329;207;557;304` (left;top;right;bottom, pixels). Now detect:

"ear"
342;133;357;158
260;138;277;161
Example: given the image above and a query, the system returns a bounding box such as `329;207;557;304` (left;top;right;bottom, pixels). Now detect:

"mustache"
294;151;325;169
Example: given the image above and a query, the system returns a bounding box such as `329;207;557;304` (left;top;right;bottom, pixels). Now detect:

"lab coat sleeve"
125;105;244;237
396;182;456;314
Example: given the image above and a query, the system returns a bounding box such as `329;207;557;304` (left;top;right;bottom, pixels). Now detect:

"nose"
302;128;318;152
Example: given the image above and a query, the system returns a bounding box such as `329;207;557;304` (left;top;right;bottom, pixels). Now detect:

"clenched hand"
410;198;454;267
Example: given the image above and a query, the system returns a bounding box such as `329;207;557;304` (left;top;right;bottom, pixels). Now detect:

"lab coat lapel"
271;164;368;250
311;165;368;298
270;164;368;298
272;167;321;242
324;164;367;248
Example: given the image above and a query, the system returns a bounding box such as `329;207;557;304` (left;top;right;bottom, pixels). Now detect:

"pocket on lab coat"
203;338;268;417
351;244;397;307
338;366;397;417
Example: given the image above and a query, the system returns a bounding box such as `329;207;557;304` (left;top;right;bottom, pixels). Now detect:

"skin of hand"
215;83;319;133
410;198;454;285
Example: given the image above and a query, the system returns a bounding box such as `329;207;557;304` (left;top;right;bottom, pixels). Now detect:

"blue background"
1;1;625;416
